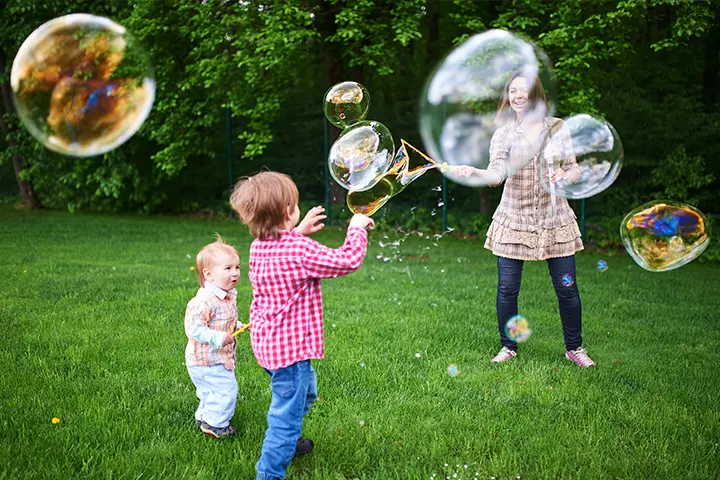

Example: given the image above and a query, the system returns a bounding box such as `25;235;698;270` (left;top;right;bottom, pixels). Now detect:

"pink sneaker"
565;347;596;368
491;346;517;363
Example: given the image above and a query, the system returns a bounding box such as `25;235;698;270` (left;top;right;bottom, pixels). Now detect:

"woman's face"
508;77;530;115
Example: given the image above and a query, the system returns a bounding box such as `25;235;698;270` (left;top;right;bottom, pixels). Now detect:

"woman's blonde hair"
229;171;299;240
195;235;239;287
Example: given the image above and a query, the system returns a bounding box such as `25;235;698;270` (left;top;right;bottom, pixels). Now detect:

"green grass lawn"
1;206;719;480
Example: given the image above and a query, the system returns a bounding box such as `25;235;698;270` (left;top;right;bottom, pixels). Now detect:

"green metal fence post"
324;118;331;225
226;107;233;189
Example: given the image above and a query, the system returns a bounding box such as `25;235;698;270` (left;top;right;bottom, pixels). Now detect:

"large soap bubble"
11;14;155;157
620;201;711;272
323;81;370;129
419;29;556;187
328;121;394;191
539;114;623;199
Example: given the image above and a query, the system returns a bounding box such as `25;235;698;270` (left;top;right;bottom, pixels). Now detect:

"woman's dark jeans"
497;255;582;352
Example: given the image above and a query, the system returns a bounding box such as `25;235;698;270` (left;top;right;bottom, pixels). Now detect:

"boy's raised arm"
301;215;373;279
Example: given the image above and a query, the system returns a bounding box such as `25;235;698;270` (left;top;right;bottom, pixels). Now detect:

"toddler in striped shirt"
184;237;243;438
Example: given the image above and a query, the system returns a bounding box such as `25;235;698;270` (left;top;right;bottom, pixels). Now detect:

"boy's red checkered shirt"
248;226;368;370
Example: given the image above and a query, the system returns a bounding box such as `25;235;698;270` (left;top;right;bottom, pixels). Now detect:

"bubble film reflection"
505;314;531;342
419;29;556;187
323;81;370;129
11;14;155;157
539;114;623;199
347;140;453;215
328;120;394;191
620;201;710;272
561;274;574;287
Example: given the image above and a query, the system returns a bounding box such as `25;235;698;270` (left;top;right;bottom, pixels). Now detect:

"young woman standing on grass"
456;69;596;368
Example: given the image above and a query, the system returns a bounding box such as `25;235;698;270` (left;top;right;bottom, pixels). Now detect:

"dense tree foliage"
1;0;718;230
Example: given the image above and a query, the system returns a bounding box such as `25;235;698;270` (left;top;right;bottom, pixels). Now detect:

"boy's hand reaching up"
295;206;327;236
349;213;375;231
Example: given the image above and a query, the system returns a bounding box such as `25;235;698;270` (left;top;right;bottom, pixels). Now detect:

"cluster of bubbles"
419;29;712;270
620;201;710;272
504;314;531;342
325;82;392;195
324;82;454;216
11;14;155;157
419;29;623;200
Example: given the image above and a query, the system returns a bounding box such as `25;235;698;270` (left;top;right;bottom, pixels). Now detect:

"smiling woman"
452;69;593;368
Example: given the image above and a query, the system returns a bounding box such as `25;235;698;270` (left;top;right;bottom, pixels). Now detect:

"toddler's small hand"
349;213;375;231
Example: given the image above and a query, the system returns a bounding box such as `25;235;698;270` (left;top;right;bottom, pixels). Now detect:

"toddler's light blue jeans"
187;364;237;428
256;360;317;480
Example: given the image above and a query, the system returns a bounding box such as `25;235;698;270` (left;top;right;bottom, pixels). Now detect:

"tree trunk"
0;50;43;210
479;189;489;217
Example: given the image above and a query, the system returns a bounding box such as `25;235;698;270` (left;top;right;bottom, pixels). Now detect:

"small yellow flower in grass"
51;417;61;424
190;266;195;271
23;270;27;273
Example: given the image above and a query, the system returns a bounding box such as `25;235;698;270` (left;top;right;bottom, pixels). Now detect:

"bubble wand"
231;323;251;337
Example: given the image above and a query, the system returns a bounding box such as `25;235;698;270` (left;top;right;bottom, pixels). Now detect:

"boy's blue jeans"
497;255;583;351
256;360;317;480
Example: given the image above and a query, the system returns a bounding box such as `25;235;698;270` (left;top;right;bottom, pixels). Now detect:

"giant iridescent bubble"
323;81;370;129
11;14;155;157
419;29;556;187
328;121;394;191
620;201;711;272
539;114;623;199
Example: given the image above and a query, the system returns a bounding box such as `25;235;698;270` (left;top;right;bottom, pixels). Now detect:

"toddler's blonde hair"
195;235;239;287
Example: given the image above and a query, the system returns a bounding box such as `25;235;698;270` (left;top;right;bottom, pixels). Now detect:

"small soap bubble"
597;259;608;272
561;274;574;287
447;364;460;377
323;81;370;129
505;314;531;342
